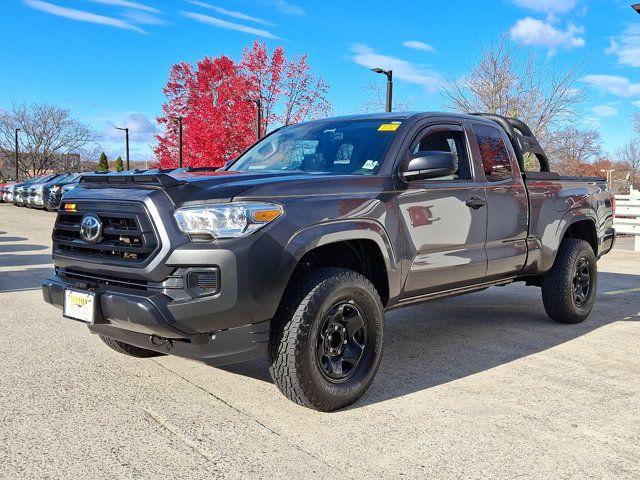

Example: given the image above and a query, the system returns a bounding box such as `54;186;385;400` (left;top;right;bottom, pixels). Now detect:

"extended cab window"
411;128;472;180
229;120;401;175
473;125;513;182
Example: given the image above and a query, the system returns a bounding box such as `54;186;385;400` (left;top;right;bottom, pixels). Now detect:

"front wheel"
541;238;597;324
269;267;384;411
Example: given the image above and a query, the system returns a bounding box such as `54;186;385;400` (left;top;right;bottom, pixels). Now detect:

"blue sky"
1;0;639;160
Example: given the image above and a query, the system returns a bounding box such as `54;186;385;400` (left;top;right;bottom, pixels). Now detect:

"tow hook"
149;335;174;350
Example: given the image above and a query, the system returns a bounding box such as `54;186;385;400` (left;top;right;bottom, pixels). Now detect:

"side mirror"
401;151;458;181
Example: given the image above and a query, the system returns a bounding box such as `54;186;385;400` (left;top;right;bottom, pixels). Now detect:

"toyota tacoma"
42;112;615;411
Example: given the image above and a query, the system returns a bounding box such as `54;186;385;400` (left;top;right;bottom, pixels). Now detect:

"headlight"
51;185;61;193
174;202;283;239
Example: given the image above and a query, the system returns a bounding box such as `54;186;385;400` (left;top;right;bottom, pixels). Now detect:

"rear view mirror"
401;151;458;181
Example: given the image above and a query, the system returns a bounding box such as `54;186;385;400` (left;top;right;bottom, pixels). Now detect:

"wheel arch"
277;221;399;307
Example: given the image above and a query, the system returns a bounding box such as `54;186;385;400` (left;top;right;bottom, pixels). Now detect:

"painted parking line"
604;287;640;295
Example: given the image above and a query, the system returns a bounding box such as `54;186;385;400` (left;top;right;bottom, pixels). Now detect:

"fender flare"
276;219;401;300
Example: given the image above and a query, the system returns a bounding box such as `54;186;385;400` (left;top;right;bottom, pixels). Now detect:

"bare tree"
616;139;640;182
442;35;586;144
0;102;95;177
634;111;640;136
358;81;415;114
544;127;602;176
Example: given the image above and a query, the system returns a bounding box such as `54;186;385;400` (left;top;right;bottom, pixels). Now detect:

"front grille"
52;202;159;264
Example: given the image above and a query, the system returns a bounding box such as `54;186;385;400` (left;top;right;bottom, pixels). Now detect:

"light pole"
632;3;640;13
14;128;20;181
174;117;183;168
115;127;130;170
371;68;393;112
244;98;262;140
601;169;615;186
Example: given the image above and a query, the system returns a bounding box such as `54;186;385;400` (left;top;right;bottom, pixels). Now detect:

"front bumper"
42;272;271;364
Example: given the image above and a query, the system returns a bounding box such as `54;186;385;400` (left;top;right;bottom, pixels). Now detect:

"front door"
397;123;488;298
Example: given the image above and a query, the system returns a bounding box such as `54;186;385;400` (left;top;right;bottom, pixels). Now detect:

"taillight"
610;192;616;217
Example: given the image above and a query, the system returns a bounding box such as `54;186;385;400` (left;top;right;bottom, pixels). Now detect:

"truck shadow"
0;236;28;243
0;253;53;268
0;267;54;293
0;243;48;253
216;271;639;408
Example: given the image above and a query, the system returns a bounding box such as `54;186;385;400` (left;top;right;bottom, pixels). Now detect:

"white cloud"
606;25;640;68
511;0;578;14
187;1;275;26
510;17;584;54
270;0;304;15
582;74;640;98
122;10;165;25
402;40;436;53
24;0;146;33
591;105;618;117
350;44;443;92
88;0;159;14
181;11;278;39
633;100;640;107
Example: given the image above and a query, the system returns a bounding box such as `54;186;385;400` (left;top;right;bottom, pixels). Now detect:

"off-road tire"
99;335;164;358
269;267;384;411
541;238;597;324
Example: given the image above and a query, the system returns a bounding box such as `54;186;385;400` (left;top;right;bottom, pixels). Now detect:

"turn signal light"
252;209;282;222
63;203;77;212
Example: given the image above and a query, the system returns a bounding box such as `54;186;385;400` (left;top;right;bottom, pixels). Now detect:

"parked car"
3;183;17;203
42;112;615;411
27;173;75;209
12;177;42;206
45;172;114;211
0;182;16;202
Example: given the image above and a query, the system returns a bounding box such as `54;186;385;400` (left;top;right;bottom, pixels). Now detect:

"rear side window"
473;125;512;182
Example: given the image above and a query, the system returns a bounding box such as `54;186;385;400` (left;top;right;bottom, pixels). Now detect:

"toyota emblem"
79;214;102;243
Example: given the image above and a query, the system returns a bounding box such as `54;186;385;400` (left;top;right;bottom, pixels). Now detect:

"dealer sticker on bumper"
63;289;96;324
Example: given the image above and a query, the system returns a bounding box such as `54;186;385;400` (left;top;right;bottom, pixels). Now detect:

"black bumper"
42;275;270;365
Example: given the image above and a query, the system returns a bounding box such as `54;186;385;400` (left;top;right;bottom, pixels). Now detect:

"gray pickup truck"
42;112;615;411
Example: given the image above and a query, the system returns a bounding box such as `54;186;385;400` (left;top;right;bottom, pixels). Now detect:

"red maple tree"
155;41;331;168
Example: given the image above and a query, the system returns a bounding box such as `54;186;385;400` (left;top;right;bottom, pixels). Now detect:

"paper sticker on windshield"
362;160;379;170
378;123;400;131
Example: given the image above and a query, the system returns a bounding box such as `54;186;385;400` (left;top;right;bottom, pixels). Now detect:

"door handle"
465;196;486;209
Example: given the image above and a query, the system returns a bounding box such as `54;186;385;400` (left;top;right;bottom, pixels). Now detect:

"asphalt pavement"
1;202;638;479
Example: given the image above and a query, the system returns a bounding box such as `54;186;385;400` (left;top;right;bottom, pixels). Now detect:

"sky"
1;0;639;161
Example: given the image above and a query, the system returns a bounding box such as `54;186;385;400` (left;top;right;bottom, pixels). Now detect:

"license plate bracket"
63;288;97;324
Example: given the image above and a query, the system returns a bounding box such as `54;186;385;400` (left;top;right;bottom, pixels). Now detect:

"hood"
164;170;385;206
66;170;388;208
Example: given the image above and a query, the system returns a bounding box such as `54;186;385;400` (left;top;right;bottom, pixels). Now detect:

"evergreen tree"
114;156;124;172
97;152;109;172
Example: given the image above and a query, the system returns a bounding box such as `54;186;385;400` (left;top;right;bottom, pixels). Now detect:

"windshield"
228;119;402;175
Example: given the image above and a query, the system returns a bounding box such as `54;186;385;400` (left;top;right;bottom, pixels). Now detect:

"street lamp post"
371;68;393;112
600;169;615;187
244;98;262;140
176;117;183;168
14;128;20;181
115;127;130;170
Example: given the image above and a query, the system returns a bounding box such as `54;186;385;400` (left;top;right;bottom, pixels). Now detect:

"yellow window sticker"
378;123;400;131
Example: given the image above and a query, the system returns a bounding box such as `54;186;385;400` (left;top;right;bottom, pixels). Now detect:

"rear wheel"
541;239;597;324
99;335;165;358
269;267;384;411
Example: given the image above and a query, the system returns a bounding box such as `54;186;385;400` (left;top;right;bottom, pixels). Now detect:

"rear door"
470;122;528;279
397;122;488;298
